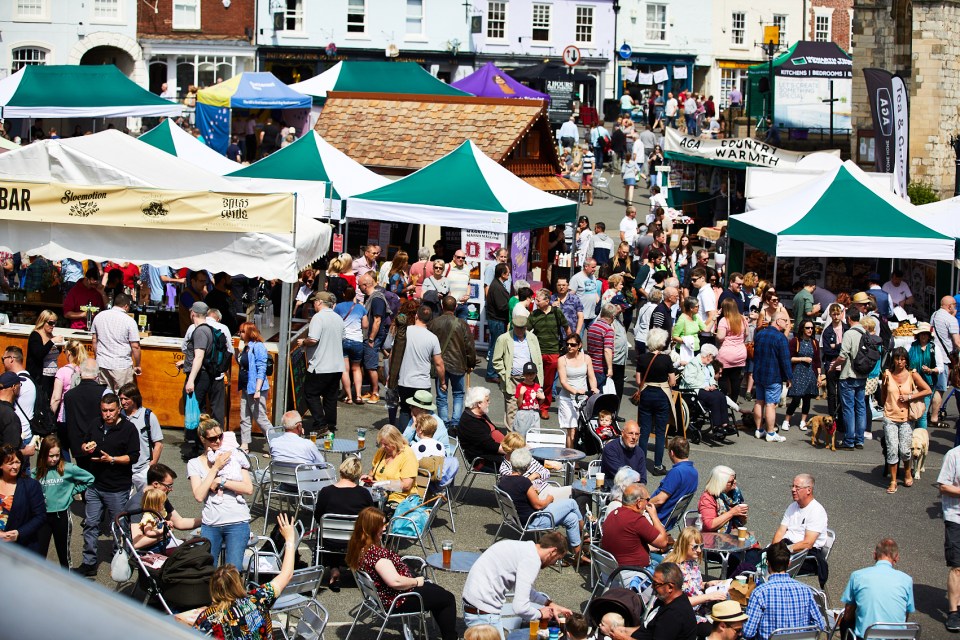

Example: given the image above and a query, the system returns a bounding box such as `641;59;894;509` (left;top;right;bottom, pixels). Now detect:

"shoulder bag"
933;310;960;387
630;353;659;406
908;375;926;421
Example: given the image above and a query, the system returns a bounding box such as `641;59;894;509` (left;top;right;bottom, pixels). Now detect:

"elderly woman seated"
601;466;643;523
458;386;505;471
498;431;571;501
679;343;732;442
361;425;419;513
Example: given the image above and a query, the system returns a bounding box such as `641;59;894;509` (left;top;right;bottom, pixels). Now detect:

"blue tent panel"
196;103;230;154
230;72;311;109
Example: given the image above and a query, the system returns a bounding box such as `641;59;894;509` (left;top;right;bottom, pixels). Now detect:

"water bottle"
548;619;560;640
694;513;703;531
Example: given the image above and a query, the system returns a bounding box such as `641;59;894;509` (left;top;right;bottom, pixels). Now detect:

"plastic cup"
529;619;539;640
736;574;748;584
309;433;317;444
441;540;453;566
737;527;748;540
595;472;605;489
324;437;332;451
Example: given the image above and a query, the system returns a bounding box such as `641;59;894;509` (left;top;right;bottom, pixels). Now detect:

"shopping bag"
185;392;200;431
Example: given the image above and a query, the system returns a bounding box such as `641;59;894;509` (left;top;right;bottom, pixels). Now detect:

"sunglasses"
204;433;224;442
692;544;703;551
454;255;466;259
45;320;56;326
566;342;580;347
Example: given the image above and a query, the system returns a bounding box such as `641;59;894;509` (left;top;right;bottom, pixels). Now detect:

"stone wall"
853;0;960;198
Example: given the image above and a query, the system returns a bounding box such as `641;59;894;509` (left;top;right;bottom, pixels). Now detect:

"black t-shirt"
499;474;536;524
83;417;141;492
314;484;374;521
717;289;749;315
0;401;20;448
631;594;698;640
636;351;674;383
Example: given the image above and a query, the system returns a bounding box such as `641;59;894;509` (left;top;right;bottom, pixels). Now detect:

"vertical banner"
196;103;230;154
511;231;530;283
863;68;895;176
891;75;910;199
462;229;507;348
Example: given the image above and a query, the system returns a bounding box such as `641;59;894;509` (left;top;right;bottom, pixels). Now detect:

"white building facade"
1;0;145;84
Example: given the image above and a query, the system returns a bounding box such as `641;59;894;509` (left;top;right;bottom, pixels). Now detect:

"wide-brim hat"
711;600;748;623
914;322;932;335
406;389;436;411
852;291;871;304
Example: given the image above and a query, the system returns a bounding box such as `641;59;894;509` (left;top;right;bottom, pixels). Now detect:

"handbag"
630;353;659;406
388;494;442;537
111;546;132;582
184;392;200;431
908;377;926;421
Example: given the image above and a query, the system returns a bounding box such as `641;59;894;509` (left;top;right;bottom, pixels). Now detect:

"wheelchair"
671;388;739;446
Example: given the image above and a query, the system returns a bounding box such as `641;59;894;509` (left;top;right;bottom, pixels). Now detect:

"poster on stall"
900;258;937;319
366;221;380;246
463;228;507;350
511;231;531;283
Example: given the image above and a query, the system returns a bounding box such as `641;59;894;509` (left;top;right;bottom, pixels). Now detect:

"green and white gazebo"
139;119;241;175
228;131;389;221
728;160;955;261
346;140;577;234
0;65;182;119
290;61;471;104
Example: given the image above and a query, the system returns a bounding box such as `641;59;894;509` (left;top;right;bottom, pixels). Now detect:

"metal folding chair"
769;626;820;640
314;513;358;567
293;463;336;533
661;492;696;532
493;485;557;542
244;520;306;585
797;528;836;584
809;586;841;640
271;566;327;637
384;495;441;558
526;428;567;447
583;545;653;614
786;549;811;578
345;570;429;640
858;622;920;640
261;461;301;534
275;598;329;640
455;439;499;507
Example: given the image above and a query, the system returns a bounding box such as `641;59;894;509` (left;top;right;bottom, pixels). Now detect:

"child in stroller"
579;393;623;454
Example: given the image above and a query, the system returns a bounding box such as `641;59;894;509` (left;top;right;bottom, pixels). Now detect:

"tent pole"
772;255;779;291
274;281;293;427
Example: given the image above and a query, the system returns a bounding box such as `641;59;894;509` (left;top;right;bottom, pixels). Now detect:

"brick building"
852;0;960;197
809;0;853;51
138;0;256;99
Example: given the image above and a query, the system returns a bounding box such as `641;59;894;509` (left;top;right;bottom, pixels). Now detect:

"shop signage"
0;179;295;234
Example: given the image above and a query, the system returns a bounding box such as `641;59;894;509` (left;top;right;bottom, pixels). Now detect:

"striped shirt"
446;264;471;301
586;319;614;375
581;152;595;175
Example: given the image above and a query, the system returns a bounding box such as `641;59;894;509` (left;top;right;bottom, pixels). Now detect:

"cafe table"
530;447;586;486
701;530;757;579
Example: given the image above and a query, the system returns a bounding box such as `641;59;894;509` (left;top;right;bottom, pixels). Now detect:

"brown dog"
808;415;837;451
911;428;929;479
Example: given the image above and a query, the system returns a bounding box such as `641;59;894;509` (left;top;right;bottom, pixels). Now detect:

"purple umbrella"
451;62;550;101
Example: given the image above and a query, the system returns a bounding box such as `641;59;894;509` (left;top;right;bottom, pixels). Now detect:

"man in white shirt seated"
772;473;830;587
269;410;326;465
462;531;574;636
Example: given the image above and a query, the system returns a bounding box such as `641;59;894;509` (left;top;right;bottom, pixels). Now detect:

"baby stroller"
585;587;646;627
113;510;214;614
577;392;623;455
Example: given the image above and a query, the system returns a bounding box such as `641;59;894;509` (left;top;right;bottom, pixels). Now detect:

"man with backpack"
181;302;229;457
358;273;392;404
833;308;880;451
118;383;163;492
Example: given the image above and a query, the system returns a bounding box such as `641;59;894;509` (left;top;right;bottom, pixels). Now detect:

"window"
282;0;303;31
176;55;237;94
406;0;423;36
347;0;366;34
773;14;787;46
719;68;747;110
532;4;551;42
731;12;745;45
646;4;667;41
15;0;47;19
173;0;199;29
93;0;119;19
575;6;594;43
12;47;47;72
487;1;506;39
815;14;831;42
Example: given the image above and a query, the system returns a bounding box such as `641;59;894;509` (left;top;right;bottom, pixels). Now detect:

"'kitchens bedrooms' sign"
664;128;839;169
0;179;295;234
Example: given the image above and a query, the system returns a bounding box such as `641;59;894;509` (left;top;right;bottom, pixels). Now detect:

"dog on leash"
808;415;837;451
911;428;930;479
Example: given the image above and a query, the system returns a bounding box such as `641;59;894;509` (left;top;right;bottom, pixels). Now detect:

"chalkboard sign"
546;79;575;123
288;345;308;412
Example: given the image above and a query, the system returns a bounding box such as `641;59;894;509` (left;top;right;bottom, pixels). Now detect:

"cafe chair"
856;622;920;640
454;439;499;508
786;549;811;578
768;626;820;640
261;461;302;534
584;546;653;614
526;427;567;448
345;569;429;640
384;493;442;558
293;463;337;535
243;520;306;585
661;491;696;533
275;599;329;640
797;528;836;586
809;586;842;640
493;485;557;543
271;566;327;638
314;513;358;567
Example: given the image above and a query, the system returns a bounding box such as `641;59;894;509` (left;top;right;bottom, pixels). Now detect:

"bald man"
600;420;646;483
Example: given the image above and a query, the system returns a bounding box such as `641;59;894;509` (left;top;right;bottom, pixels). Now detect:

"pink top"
54;364;78;422
716;317;747;368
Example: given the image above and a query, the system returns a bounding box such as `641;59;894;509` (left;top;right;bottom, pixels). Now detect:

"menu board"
546;79;575;123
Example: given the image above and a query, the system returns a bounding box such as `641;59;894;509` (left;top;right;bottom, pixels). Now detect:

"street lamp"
758;28;780;128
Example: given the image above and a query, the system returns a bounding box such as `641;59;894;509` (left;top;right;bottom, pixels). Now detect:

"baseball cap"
522;362;538;376
0;371;20;389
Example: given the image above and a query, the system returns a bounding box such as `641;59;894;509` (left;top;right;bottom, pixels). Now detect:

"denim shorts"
624;177;637;186
937;365;949;392
755;382;783;405
343;339;363;364
363;337;384;370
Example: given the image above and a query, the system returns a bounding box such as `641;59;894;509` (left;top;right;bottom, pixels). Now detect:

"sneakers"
651;465;667;476
946;610;960;633
365;394;380;404
780;420;791;432
754;429;765;439
798;420;808;432
864;431;873;440
766;432;786;442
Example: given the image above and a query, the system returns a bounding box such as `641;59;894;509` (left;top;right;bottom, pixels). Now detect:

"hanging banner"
863;68;895;177
653;68;669;84
511;231;530;283
891;75;909;199
0;178;295;233
622;68;638;83
637;72;654;85
672;66;688;80
462;229;506;347
662;128;839;169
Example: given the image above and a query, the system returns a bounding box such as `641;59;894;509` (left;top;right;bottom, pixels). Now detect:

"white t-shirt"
881;281;913;306
666;98;678;117
697;286;717;324
186;456;251;526
780;498;828;549
939;446;960;524
14;372;36;439
619;215;638;246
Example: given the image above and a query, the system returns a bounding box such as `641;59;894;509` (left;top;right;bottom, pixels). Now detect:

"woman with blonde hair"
28;309;64;400
716;297;747;402
697;465;748;533
465;625;501;640
346;507;458;640
194;513;298;639
338;253;357;289
314;456;373;591
497;432;571;499
361;425;418;512
325;255;349;303
663;526;726;616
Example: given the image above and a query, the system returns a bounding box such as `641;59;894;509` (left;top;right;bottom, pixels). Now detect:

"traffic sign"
619;43;632;59
562;45;581;67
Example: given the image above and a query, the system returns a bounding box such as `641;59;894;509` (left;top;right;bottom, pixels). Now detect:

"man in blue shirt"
650;437;698;523
840;538;914;639
744;541;825;640
600;420;646;483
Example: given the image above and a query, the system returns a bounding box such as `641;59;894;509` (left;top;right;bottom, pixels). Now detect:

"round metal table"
426;551;482;573
701;531;757;578
530;447;586;486
316;438;365;461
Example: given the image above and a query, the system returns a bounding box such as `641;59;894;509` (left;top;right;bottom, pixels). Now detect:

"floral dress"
679;559;708;620
360;544;414;609
787;338;818;397
194;583;278;640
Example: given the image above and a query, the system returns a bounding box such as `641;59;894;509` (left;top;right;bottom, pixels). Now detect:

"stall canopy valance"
197;72;311;109
728;159;954;260
0;65;182;119
347;139;577;233
451;63;549;100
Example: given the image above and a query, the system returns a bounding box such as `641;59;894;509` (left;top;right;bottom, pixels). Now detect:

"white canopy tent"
745;152;896;207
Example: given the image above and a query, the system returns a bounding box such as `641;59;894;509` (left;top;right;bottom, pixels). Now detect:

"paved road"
64;369;954;638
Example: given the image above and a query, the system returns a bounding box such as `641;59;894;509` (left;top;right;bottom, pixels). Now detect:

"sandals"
886;484;898;494
904;478;914;488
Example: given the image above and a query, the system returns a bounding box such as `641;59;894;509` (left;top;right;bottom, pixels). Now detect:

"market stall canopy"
0;65;182;119
451;62;549;100
347;139;577;233
197;72;311;109
289;61;471;102
139;119;241;175
664;128;840;170
0;130;329;281
745;153;895;205
0;137;19;154
728;159;954;260
914;196;960;239
508;62;596;86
